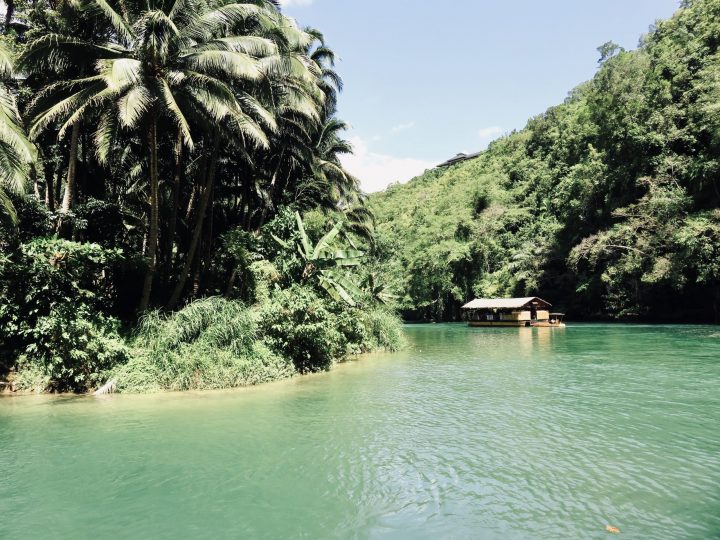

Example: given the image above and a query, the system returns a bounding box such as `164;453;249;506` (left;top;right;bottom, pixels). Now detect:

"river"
1;324;719;539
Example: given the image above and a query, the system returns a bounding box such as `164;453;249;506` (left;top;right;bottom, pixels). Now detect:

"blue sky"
280;0;681;192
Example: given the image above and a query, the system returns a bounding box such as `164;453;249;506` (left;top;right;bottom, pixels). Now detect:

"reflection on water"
1;324;719;539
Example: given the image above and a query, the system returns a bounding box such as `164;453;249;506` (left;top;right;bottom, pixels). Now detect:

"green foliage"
259;284;344;373
0;238;126;351
0;193;52;249
0;238;130;391
271;210;364;306
0;42;35;225
357;306;406;352
72;199;126;247
371;0;720;322
0;237;125;318
258;284;403;373
249;260;282;304
0;0;405;394
676;211;720;285
15;305;129;393
115;297;295;393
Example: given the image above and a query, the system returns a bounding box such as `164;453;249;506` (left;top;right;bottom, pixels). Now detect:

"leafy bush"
0;194;52;250
206;227;260;301
1;232;405;394
114;297;295;392
0;238;129;380
73;199;126;247
249;260;282;304
359;306;406;352
259;285;406;372
14;305;129;393
259;284;344;373
0;238;125;321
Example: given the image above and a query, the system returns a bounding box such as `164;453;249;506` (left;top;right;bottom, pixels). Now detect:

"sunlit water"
1;324;720;539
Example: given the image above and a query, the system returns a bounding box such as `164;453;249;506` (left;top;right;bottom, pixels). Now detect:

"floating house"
461;297;565;327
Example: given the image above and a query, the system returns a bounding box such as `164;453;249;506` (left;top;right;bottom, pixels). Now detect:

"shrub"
0;194;52;249
206;227;260;301
0;238;125;320
333;304;370;356
114;297;295;392
15;305;129;393
11;363;51;393
0;238;129;379
359;306;406;351
258;285;406;371
259;284;344;373
73;199;126;247
249;260;281;304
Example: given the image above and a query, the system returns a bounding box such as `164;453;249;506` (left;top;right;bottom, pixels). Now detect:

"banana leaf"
313;220;343;259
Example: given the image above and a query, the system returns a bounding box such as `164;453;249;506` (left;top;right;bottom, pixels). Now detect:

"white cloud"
478;126;503;140
341;136;435;193
391;121;416;133
279;0;313;6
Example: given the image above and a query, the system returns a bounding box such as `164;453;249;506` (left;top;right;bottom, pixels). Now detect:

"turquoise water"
1;324;719;539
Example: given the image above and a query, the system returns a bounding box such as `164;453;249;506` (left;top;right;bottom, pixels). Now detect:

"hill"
370;0;720;322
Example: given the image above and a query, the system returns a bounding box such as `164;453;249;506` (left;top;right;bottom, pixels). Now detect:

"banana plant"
273;211;364;305
363;271;399;306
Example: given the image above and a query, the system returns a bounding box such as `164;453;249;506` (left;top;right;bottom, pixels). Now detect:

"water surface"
1;324;719;539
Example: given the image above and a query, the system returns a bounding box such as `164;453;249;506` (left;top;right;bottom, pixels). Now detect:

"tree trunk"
57;122;81;234
4;0;14;33
139;118;160;312
242;177;252;231
32;166;40;199
55;168;61;207
43;154;55;211
185;179;199;222
225;268;239;296
80;127;88;201
196;180;215;295
165;133;183;272
60;122;80;213
258;148;285;229
167;137;220;309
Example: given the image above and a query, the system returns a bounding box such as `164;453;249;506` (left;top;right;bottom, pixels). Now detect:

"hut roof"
461;297;552;310
436;151;482;168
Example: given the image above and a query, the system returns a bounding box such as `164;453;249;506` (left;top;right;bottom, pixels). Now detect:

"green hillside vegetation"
371;0;720;322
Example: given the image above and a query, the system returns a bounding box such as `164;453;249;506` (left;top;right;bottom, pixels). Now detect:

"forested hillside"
371;0;720;322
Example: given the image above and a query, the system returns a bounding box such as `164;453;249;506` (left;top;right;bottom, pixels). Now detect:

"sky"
280;0;681;193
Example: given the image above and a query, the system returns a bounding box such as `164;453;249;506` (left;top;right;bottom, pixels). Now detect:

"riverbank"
1;296;405;395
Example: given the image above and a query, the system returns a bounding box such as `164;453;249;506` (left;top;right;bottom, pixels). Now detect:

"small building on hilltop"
461;297;565;327
436;151;482;168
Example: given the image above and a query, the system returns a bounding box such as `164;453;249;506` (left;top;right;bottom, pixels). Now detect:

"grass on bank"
10;292;405;394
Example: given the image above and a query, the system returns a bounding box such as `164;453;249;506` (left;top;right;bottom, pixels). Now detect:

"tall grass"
113;298;295;393
360;307;406;352
108;295;406;393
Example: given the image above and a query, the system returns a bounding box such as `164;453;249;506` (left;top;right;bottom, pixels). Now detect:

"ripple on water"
1;323;720;539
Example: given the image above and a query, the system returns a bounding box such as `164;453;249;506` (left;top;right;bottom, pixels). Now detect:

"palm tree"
25;0;306;310
0;43;34;224
294;117;359;210
18;1;118;222
257;30;342;227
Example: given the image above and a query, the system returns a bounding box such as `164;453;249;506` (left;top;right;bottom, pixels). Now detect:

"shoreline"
0;347;397;398
5;320;719;397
